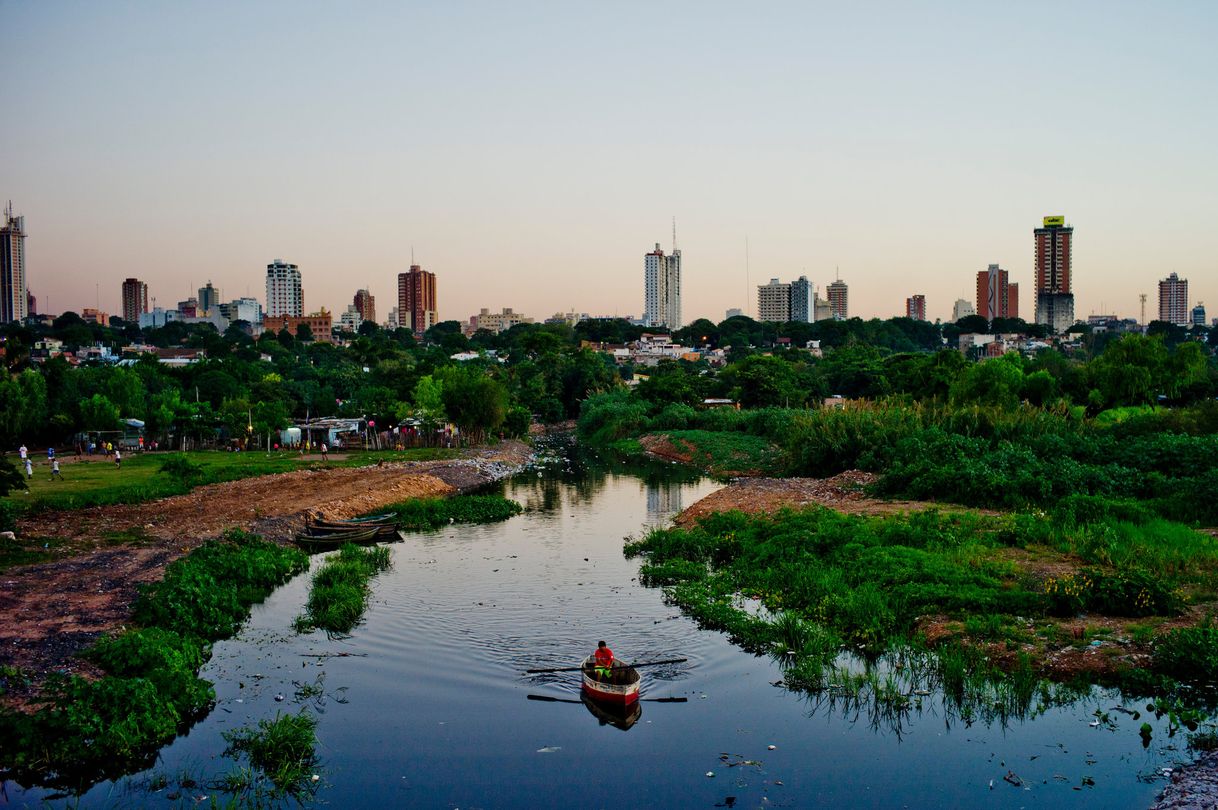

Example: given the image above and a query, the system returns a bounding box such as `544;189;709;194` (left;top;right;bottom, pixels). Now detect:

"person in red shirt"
594;640;615;681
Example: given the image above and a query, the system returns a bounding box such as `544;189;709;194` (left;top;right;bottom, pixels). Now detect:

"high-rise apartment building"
218;297;262;325
952;298;976;322
265;260;303;317
975;264;1019;322
398;265;437;334
121;278;148;323
1159;272;1189;325
826;279;848;320
790;276;813;322
1192;303;1206;327
1034;216;1075;334
197;281;219;316
1;203;28;323
757;279;791;322
906;294;927;321
644;243;682;330
353;289;376;324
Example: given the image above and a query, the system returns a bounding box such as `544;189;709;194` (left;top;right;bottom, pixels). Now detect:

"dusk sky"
5;1;1217;325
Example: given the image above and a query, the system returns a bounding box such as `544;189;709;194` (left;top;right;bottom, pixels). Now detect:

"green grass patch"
222;711;319;798
627;505;1218;715
653;430;782;476
381;494;523;530
0;530;307;791
0;448;461;518
295;544;392;634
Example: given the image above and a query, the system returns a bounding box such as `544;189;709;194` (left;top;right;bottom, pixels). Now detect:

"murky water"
5;446;1191;808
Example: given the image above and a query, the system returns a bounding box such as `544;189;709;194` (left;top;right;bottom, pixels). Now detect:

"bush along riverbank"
0;530;307;792
379;494;523;530
295;544;392;635
579;393;1218;525
626;503;1218;734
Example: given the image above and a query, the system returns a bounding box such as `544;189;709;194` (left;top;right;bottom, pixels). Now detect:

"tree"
295;323;314;343
949;353;1025;409
1088;334;1169;407
0;370;49;447
79;393;122;432
439;367;508;444
0;457;25;497
955;315;990;334
720;355;812;407
106;367;146;419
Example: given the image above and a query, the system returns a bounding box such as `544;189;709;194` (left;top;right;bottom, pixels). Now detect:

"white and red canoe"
580;655;641;706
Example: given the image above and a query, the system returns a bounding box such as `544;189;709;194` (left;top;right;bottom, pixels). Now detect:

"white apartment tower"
757;279;791;322
265;260;302;317
1;203;28;323
644;243;681;330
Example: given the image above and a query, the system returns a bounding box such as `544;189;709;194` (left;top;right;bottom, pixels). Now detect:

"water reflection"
524;693;644;731
646;483;682;525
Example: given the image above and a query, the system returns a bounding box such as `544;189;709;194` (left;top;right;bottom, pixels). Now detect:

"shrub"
295;544;392;634
222;712;318;795
382;495;522;530
1044;569;1182;618
1155;622;1218;683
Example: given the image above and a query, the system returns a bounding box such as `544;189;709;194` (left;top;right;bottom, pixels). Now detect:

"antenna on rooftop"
745;236;750;318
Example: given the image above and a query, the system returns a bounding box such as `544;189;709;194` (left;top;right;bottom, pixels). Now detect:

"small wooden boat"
581;655;641;706
294;525;382;552
308;518;398;539
315;512;396;524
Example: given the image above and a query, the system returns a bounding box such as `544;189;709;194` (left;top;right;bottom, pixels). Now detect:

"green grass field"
2;448;460;515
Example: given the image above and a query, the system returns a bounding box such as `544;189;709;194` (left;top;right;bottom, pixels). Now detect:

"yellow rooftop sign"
1043;215;1065;227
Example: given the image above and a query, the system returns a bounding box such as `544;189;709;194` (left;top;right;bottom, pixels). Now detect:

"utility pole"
1139;293;1147;327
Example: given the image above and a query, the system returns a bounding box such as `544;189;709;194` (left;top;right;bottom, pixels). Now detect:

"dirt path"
0;442;531;698
675;471;999;527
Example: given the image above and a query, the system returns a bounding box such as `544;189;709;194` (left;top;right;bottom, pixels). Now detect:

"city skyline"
3;3;1217;324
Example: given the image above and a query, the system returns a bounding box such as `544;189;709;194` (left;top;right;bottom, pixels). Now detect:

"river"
6;444;1186;808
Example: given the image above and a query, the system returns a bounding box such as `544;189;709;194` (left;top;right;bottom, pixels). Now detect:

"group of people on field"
15;441;125;480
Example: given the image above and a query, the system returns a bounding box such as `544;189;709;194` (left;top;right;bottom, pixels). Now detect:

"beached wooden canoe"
294;525;382;552
581;655;641;706
308;518;398;539
313;513;396;524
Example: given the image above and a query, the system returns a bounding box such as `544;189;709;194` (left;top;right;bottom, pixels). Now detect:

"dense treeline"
3;310;1216;460
0;315;629;450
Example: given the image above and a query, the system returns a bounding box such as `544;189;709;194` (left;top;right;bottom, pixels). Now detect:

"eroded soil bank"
0;442;531;701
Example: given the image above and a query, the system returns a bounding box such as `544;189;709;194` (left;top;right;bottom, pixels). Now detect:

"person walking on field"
18;444;27;463
23;457;32;479
50;459;62;481
114;448;122;469
320;442;328;461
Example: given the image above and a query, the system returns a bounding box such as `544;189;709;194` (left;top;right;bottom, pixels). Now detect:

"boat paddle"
525;657;688;674
527;694;688;703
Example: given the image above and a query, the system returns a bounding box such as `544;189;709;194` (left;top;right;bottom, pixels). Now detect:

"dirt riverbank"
674;471;999;526
0;442;531;701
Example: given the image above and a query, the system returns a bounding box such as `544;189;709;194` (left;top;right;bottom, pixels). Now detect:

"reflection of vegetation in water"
512;435;704;515
381;494;523;530
0;530;307;794
294;544;392;634
627;504;1218;734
